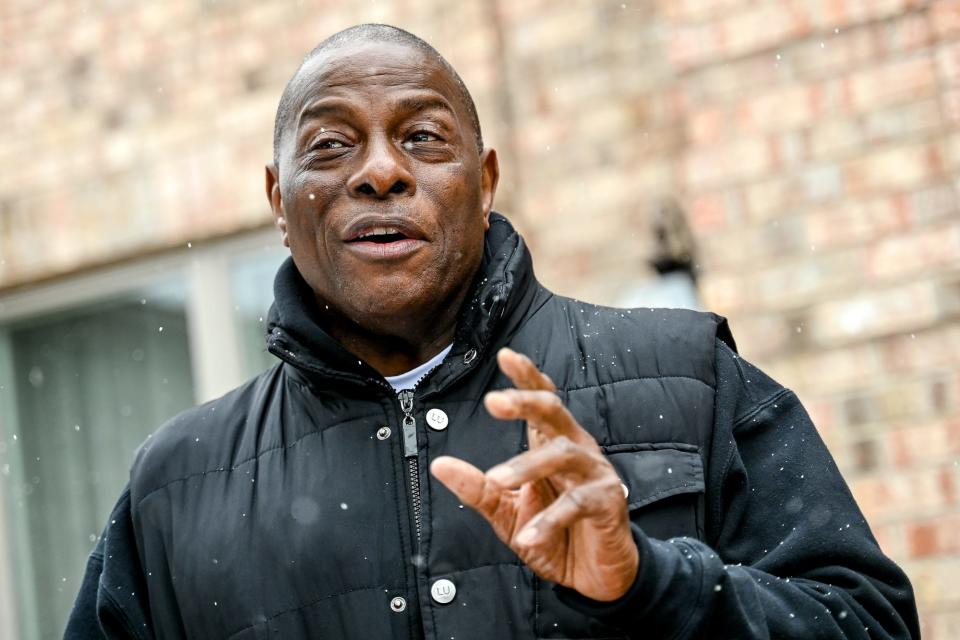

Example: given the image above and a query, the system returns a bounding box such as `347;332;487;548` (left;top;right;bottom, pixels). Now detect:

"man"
67;24;919;639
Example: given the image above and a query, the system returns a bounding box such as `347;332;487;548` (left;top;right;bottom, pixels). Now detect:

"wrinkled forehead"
290;41;461;115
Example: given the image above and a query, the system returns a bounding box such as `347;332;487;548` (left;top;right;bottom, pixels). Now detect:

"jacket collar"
266;212;541;392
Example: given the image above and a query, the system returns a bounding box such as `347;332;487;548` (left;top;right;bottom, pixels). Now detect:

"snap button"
430;578;456;604
425;408;449;431
390;596;406;612
376;426;391;440
463;348;477;364
621;482;629;498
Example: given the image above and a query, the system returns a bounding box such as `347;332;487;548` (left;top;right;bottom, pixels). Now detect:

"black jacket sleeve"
64;486;154;639
556;340;920;639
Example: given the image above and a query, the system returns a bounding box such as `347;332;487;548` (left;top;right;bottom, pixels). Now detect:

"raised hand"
430;347;639;602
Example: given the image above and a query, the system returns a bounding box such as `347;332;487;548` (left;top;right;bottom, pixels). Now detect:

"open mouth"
343;222;425;260
342;217;426;260
348;227;411;244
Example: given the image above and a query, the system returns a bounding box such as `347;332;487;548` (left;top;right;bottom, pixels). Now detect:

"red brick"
845;142;943;194
866;225;960;280
849;56;937;112
737;84;814;132
851;465;957;522
806;197;906;250
889;419;960;468
718;3;809;59
687;106;728;145
801;163;843;202
941;89;960;126
687;191;729;232
771;131;807;169
683;136;774;189
656;0;751;23
945;132;960;174
862;99;942;144
879;11;933;53
947;419;960;451
722;314;791;358
936;41;960;86
790;341;879;393
810;78;852;117
931;0;960;38
804;0;922;32
743;177;791;222
808;280;943;346
754;248;864;311
908;522;939;557
906;184;958;226
666;23;722;70
920;609;960;640
808;116;863;160
805;397;838;439
872;521;908;559
791;25;880;80
879;325;960;377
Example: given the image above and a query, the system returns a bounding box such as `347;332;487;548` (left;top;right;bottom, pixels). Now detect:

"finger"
486;436;607;489
514;478;622;547
484;389;595;447
430;456;504;519
497;348;556;392
484;389;569;431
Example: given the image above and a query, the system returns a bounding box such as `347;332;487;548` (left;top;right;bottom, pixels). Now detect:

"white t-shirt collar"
384;344;453;392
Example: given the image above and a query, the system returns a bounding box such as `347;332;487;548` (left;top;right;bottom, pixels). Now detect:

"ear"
265;163;289;247
479;147;500;231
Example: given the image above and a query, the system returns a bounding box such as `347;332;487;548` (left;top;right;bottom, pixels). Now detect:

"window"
231;248;288;377
0;277;194;638
0;231;287;638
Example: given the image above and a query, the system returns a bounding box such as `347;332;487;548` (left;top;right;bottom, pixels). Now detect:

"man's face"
266;41;498;337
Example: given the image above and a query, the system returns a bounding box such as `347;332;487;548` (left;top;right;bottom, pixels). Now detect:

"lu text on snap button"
426;408;448;431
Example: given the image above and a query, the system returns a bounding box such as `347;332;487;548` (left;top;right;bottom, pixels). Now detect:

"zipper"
398;389;422;542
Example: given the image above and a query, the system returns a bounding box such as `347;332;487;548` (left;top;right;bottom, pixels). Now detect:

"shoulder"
713;339;792;426
539;294;732;348
128;363;287;506
520;294;734;389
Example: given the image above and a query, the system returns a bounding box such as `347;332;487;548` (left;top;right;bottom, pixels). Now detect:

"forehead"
291;41;461;115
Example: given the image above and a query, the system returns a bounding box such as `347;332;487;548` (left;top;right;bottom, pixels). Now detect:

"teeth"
359;227;401;238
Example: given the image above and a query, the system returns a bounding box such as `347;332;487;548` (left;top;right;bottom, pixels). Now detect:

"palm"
432;350;639;603
481;427;635;599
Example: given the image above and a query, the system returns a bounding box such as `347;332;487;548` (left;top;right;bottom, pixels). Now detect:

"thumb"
430;456;488;510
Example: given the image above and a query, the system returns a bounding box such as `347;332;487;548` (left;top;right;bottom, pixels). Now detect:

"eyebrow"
392;95;456;119
297;94;457;132
297;100;351;131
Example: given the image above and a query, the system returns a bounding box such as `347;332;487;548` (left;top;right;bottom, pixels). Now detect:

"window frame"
0;228;283;638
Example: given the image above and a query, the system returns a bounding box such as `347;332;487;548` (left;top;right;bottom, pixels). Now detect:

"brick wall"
1;0;958;635
658;1;960;636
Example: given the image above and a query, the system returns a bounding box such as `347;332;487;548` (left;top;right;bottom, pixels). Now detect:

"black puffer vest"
128;214;733;639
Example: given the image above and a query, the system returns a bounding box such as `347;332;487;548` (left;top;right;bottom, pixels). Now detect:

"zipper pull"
398;389;417;458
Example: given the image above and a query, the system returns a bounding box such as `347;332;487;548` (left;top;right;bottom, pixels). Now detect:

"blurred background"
1;0;958;637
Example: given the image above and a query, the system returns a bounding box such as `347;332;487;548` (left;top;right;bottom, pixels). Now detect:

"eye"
315;139;345;150
403;131;443;150
409;131;439;143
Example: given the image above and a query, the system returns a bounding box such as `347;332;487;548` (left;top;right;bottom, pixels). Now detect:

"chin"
346;293;424;325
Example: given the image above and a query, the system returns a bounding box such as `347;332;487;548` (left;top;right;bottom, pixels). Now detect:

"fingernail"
484;392;513;414
486;466;514;486
516;527;537;546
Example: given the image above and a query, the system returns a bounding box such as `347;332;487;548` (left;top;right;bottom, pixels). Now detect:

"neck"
320;287;467;377
332;324;456;377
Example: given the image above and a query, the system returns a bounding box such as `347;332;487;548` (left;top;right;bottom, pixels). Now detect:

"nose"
347;135;415;199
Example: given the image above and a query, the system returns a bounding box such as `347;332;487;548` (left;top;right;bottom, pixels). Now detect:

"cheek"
286;169;340;207
283;178;337;239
